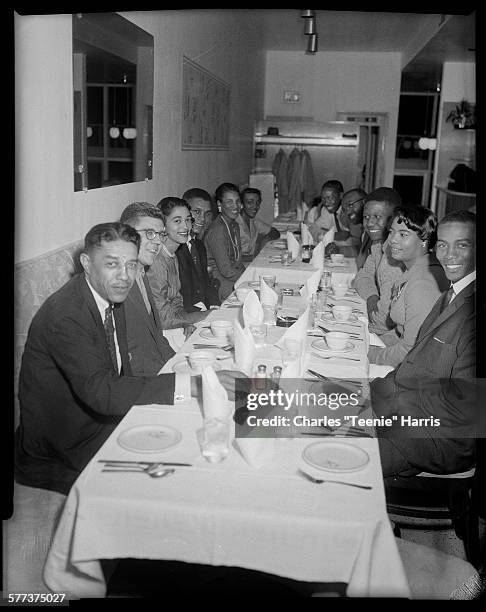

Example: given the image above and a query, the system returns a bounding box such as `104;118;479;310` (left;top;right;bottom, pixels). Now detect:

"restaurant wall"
263;51;402;187
15;10;265;263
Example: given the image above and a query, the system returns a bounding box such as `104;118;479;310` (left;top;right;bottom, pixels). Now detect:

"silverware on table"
101;466;175;479
306;369;363;386
98;460;192;467
192;344;233;351
297;469;372;490
311;352;361;362
318;325;361;339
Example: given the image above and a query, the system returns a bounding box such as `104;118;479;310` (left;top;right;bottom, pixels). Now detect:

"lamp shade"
304;17;316;35
86;126;93;138
123;127;137;139
109;126;120;139
427;138;437;150
306;33;318;54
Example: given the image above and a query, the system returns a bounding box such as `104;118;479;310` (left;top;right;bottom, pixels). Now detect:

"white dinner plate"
172;356;223;374
117;424;182;454
311;339;356;353
302;441;370;473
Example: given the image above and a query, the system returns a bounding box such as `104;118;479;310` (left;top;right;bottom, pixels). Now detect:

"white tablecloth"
235;244;357;288
44;404;410;599
43;250;410;600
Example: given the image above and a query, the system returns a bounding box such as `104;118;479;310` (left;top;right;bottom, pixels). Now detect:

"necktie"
104;304;118;373
333;212;342;233
137;270;152;314
440;285;455;313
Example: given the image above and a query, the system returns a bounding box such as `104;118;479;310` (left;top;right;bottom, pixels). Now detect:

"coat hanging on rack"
271;149;289;213
287;148;302;212
300;149;316;207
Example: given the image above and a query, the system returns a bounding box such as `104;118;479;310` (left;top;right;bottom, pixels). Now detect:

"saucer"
199;328;230;342
311;339;355;353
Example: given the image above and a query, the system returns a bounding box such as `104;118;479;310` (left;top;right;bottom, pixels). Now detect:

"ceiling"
248;9;476;91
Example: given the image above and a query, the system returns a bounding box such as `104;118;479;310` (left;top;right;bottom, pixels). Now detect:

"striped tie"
440;285;455;313
104;304;118;373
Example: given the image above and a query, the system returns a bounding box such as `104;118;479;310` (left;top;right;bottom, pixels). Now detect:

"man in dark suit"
120;202;175;376
177;188;220;312
370;210;476;477
15;222;241;495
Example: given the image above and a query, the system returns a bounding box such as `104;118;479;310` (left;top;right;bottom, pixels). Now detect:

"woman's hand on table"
366;295;380;324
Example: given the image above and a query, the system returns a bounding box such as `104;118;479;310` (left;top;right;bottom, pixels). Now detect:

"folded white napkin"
242;290;264;327
310;239;324;270
233;320;256;376
201;366;233;421
358;315;386;353
299;269;321;300
235;436;278;470
275;305;310;352
300;222;314;246
259;278;279;308
322;227;336;249
286;231;300;261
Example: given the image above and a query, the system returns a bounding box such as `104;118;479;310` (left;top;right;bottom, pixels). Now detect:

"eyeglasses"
346;197;365;207
137;229;165;241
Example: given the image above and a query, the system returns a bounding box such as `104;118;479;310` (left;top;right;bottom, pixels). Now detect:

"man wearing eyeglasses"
120;202;175;376
340;188;369;267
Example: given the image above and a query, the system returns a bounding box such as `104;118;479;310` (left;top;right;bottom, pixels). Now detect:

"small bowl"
235;286;252;302
188;350;216;372
325;331;350;350
332;304;352;322
330;253;344;264
210;320;233;338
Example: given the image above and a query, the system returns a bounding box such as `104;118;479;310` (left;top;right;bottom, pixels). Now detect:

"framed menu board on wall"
182;56;230;150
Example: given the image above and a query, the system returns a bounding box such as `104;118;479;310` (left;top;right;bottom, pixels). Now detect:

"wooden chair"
385;467;481;569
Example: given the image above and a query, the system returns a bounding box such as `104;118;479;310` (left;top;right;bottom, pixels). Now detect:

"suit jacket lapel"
416;281;475;342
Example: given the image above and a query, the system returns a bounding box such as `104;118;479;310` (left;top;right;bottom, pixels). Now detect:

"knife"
311;352;361;362
306;369;363;386
98;460;192;467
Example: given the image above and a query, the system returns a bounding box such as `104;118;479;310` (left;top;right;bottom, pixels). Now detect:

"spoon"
297;469;372;490
102;466;176;478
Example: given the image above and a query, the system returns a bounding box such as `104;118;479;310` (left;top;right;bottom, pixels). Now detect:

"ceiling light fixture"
306;33;318;54
301;9;315;18
304;17;316;35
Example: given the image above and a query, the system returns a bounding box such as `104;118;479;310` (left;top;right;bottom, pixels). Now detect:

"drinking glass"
320;270;332;292
281;250;291;266
262;303;277;326
283;338;302;363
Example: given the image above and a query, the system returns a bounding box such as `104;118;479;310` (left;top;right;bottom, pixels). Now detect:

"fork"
192;344;233;351
318;325;361;339
297;469;372;490
311;352;361;362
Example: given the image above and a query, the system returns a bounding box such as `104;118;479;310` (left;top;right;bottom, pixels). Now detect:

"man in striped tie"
370;210;477;477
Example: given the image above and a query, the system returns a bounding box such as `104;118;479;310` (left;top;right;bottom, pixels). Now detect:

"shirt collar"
85;276;111;321
451;270;476;296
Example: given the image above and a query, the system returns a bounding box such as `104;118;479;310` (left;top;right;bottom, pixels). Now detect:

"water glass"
250;323;267;348
281;250;291;266
283;338;302;362
320;270;332;292
262;303;277;326
200;418;230;463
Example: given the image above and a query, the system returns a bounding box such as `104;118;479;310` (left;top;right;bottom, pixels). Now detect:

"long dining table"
42;242;411;599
